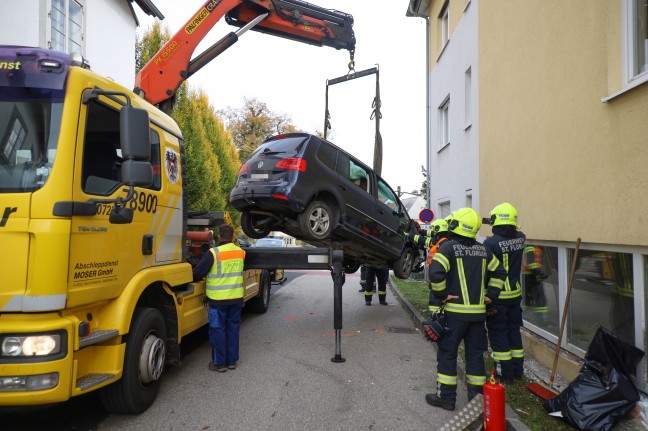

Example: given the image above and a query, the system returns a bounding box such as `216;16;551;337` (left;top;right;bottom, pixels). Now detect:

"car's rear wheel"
393;247;414;279
298;200;336;240
241;212;273;239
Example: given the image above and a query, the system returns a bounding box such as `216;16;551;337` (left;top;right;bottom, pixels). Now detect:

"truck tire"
100;307;167;414
247;270;271;314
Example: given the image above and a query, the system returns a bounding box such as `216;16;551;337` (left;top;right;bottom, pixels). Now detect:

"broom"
526;238;581;400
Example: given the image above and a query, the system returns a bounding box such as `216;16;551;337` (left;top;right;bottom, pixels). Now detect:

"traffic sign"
419;208;434;223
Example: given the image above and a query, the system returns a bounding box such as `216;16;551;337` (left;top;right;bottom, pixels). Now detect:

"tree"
219;98;299;161
420;165;428;205
136;22;241;213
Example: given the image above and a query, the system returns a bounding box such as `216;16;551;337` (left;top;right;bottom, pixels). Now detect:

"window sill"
464;122;472;131
601;73;648;103
464;0;471;13
436;39;450;62
438;142;450;153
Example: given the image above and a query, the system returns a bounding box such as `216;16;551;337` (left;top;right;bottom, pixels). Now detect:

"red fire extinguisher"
483;368;506;431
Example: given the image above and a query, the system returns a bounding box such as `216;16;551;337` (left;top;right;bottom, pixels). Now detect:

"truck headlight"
1;333;62;357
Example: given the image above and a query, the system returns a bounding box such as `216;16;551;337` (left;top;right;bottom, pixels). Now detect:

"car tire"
343;260;361;274
247;270;270;314
393;247;414;279
100;307;166;414
298;200;336;240
241;212;273;239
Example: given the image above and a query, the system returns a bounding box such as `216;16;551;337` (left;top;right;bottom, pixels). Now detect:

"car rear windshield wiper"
261;149;287;155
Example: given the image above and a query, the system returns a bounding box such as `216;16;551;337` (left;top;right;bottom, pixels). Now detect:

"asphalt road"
2;270;468;431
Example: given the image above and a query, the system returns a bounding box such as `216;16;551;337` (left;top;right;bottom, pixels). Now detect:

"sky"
135;1;427;193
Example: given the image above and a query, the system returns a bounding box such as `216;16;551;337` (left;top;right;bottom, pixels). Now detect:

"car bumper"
230;184;305;213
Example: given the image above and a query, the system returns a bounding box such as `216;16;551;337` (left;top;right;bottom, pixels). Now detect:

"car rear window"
253;136;307;157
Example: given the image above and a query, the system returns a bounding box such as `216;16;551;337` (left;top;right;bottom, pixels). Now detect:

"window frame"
439;2;450;49
438;96;450;150
49;0;85;55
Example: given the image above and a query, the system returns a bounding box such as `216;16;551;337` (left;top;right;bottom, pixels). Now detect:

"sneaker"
209;362;227;373
227;362;237;370
425;393;455;411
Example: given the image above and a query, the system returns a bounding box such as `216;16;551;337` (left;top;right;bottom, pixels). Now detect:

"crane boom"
134;0;355;107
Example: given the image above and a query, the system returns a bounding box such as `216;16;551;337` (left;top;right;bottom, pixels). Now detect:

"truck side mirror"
121;159;153;188
120;105;151;160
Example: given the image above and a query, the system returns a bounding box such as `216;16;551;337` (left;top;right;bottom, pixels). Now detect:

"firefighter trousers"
436;314;488;404
364;266;389;304
486;302;524;380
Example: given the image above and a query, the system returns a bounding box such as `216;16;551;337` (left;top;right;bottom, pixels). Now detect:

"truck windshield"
0;99;62;192
0;46;69;193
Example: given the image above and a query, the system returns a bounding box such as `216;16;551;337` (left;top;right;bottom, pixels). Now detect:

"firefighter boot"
467;384;483;401
426;383;456;411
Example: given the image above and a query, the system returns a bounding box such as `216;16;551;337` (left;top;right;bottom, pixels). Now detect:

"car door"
372;176;407;257
335;152;377;242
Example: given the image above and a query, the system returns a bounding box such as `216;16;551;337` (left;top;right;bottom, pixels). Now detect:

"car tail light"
272;194;289;200
276;158;306;172
238;163;249;176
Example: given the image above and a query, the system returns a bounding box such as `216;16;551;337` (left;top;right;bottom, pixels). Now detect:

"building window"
464;67;472;129
626;0;648;80
438;96;450;149
439;2;449;48
438;201;451;218
1;110;26;165
568;250;634;351
522;245;560;336
51;0;83;54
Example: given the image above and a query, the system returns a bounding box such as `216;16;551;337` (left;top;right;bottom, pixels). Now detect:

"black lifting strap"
323;64;382;175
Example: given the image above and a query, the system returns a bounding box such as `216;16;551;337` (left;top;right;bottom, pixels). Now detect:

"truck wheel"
393;247;414;279
247;270;270;314
100;307;167;414
241;212;272;239
298;200;336;240
343;259;360;274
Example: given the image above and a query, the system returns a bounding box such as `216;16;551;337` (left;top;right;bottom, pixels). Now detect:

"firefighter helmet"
430;218;449;234
490;203;518;227
448;207;481;239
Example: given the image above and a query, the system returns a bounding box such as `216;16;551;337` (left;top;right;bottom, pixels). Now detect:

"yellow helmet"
490;203;518;227
448;207;481;239
430;218;449;233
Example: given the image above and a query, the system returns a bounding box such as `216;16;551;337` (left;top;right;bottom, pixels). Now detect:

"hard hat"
448;207;481;239
430;218;449;233
490;203;518;227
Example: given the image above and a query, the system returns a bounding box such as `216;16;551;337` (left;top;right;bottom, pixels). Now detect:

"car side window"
317;142;337;170
338;154;370;193
377;178;399;211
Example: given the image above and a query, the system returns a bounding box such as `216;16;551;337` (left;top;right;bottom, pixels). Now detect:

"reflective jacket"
429;234;506;322
206;242;245;304
484;227;526;304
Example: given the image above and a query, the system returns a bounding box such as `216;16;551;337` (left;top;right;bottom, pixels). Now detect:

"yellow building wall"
478;1;648;245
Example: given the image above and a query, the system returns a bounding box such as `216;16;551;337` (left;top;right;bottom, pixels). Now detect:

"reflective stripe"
437;373;457;385
457;258;469;305
492;351;512;361
433;253;450;271
466;374;486;386
499;289;521;299
503;253;510;291
431;281;446;291
488;278;504;290
428;305;441;312
487;255;500;272
527;306;549;312
206;243;245;301
511;349;525;359
445;303;485;313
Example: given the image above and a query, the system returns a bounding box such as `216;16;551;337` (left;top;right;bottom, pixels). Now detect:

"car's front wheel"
241;212;273;239
298;200;337;240
393;247;414;279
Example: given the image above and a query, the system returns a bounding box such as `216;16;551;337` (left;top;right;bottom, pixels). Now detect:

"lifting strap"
324;64;383;176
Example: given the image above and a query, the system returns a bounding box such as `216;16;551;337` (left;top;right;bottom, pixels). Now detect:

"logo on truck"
164;148;180;184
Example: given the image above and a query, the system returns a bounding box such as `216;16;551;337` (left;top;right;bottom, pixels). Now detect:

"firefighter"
359;265;367;292
483;203;526;382
192;224;246;372
364;266;389;305
426;208;506;411
522;245;549;319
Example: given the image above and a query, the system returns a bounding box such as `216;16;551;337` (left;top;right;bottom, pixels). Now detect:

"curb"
388;277;532;431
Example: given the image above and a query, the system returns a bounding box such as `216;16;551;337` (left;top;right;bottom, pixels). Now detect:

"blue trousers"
208;303;243;367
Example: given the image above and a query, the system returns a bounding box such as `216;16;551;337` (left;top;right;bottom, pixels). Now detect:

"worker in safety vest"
522;245;549;317
192;224;246;372
407;217;451;314
483;203;526;382
426;208;506;411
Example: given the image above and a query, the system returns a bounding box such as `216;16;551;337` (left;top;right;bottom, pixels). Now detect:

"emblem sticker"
164;148;180;184
257;161;264;168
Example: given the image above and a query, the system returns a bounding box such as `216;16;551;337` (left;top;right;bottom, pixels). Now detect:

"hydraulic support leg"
330;249;345;363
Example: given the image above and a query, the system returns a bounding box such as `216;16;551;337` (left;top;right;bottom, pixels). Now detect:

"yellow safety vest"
206;243;245;301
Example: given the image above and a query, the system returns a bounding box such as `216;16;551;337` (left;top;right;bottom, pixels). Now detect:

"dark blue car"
229;133;421;279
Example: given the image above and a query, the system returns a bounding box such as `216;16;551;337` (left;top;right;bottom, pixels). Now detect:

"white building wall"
0;0;41;47
428;1;479;217
85;0;137;88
